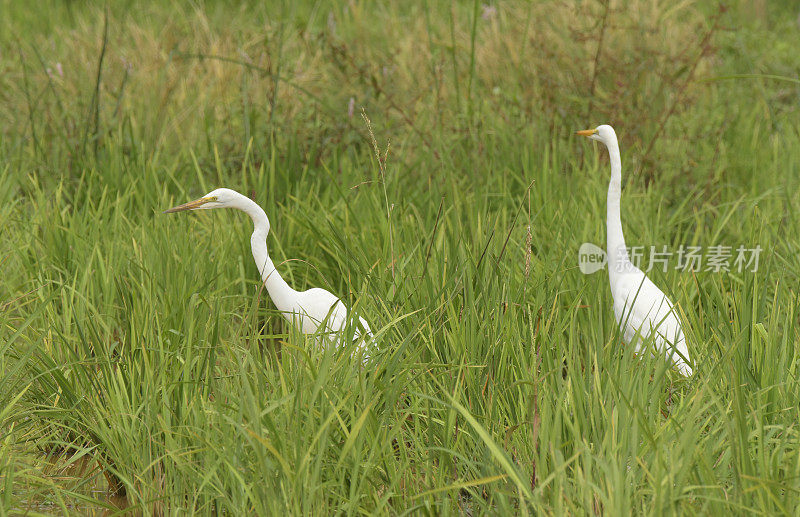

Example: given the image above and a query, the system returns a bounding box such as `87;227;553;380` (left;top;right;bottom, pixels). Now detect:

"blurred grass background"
1;0;800;514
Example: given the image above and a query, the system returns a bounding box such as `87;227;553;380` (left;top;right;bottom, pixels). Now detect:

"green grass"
1;0;800;514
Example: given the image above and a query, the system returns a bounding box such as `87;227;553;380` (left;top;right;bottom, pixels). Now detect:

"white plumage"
165;188;373;354
578;125;693;376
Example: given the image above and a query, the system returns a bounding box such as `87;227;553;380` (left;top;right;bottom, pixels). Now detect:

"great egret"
164;188;373;354
577;125;693;376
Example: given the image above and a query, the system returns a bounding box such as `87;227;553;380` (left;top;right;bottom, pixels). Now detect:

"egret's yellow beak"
163;196;215;213
576;129;598;137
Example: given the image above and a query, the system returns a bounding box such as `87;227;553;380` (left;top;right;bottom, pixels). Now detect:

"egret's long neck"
605;139;629;273
238;196;299;314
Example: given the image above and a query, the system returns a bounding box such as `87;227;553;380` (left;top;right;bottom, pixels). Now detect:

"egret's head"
163;188;241;213
576;124;617;146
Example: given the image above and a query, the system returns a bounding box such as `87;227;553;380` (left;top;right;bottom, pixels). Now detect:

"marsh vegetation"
1;1;800;514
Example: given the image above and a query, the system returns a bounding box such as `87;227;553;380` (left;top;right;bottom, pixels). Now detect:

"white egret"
164;188;373;354
577;125;693;376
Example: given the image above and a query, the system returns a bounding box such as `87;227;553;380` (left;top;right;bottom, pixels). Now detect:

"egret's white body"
579;125;693;376
165;188;372;352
